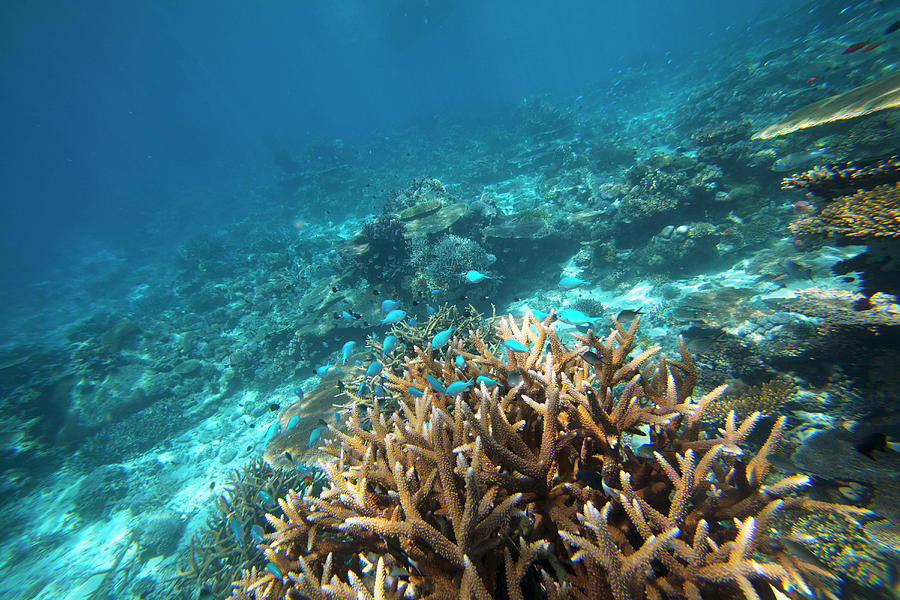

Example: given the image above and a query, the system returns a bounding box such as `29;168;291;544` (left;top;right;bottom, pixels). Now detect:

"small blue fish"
558;276;591;290
507;371;523;386
292;387;304;399
285;415;301;432
476;375;500;387
315;365;332;377
530;309;551;322
382;335;399;357
250;524;265;543
455;355;466;370
465;270;492;283
381;299;402;313
258;490;275;506
425;374;446;393
381;309;407;325
557;308;601;326
341;341;356;365
408;386;424;396
264;423;280;443
427;305;437;315
503;339;530;353
307;425;327;448
445;379;474;395
267;562;284;578
432;326;453;349
366;361;383;377
373;384;388;396
228;518;243;545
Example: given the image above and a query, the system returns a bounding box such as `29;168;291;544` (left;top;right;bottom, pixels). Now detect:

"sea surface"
1;1;898;599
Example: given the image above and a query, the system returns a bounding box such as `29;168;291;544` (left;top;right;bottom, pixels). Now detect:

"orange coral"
790;182;900;240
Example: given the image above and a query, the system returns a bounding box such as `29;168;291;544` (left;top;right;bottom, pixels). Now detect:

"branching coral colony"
233;313;862;600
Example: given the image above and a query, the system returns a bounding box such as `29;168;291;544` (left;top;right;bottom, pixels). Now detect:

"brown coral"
790;183;900;240
233;314;856;600
702;378;797;424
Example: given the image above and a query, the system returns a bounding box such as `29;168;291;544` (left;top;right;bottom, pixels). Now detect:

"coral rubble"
233;314;852;600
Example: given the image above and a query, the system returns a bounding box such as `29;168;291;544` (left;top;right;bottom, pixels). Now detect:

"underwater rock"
71;464;130;521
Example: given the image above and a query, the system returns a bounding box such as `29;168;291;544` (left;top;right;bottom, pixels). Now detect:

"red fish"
806;76;817;84
843;40;870;54
862;41;884;52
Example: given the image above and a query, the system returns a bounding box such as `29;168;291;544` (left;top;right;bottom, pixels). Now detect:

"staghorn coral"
780;155;900;200
701;378;797;424
789;183;900;241
233;314;860;600
169;459;320;599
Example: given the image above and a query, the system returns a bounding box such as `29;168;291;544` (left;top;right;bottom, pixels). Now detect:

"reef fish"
455;355;466;370
264;423;280;443
258;490;275;506
772;149;833;172
842;40;870;54
476;375;500;387
285;415;301;432
465;270;492;283
888;19;900;34
616;308;643;323
381;299;401;312
382;335;398;357
557;308;600;326
503;339;530;353
380;309;407;325
853;432;900;460
267;562;284;578
250;524;265;543
558;276;591;290
581;351;603;367
445;378;473;395
340;341;356;364
407;386;424;396
779;258;813;280
530;309;551;322
365;361;383;377
307;422;328;448
228;518;243;545
426;374;446;393
432;326;453;349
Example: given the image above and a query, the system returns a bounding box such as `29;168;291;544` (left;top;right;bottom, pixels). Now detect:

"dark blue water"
2;1;777;288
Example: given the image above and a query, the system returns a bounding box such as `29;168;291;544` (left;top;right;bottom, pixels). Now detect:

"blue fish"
267;562;284;579
465;270;492;283
315;365;332;377
530;309;551;322
557;308;601;326
455;355;466;370
432;326;453;349
292;387;304;399
558;276;591;290
407;386;424;396
381;299;401;313
250;524;265;543
382;335;399;357
341;341;356;365
425;374;446;393
228;518;243;545
503;339;530;353
366;361;383;377
381;309;407;325
264;423;280;443
258;490;275;506
427;305;437;315
476;375;500;387
307;425;327;448
445;379;474;395
285;415;301;432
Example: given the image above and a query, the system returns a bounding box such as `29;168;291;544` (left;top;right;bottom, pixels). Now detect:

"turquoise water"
1;1;898;599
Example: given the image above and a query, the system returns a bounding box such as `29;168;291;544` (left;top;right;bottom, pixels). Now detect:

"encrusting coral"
233;313;862;600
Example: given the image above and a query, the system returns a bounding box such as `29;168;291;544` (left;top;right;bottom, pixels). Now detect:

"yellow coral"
702;378;797;423
791;183;900;240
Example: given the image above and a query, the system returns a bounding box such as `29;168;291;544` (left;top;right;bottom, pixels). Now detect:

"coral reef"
701;378;797;424
790;183;900;240
169;459;321;599
233;314;853;600
410;234;496;289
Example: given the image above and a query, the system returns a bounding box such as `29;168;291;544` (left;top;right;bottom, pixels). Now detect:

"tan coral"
233;313;854;600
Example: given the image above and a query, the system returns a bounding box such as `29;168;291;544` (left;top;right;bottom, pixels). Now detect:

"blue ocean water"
1;1;899;598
